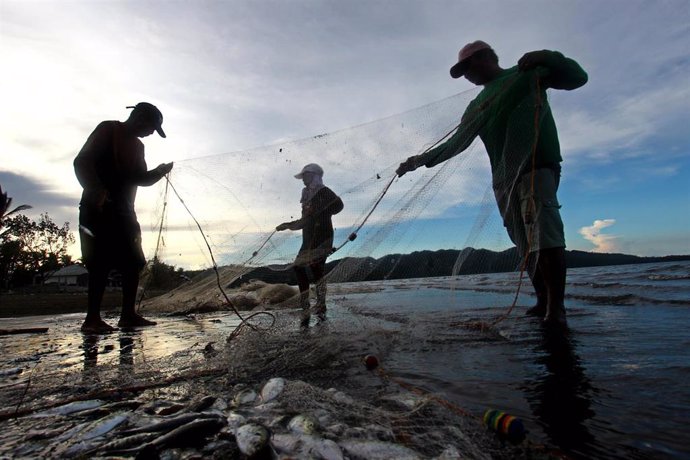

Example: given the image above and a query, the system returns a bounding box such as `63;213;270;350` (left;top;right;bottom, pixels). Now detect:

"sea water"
336;260;690;459
1;261;688;459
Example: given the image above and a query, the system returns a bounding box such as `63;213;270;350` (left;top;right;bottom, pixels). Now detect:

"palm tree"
0;184;32;233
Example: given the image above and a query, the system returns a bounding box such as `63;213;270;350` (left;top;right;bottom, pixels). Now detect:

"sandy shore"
0;300;547;459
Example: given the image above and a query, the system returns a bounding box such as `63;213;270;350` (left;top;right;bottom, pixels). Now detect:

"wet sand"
0;300;542;459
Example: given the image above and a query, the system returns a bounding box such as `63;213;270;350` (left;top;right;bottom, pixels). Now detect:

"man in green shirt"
397;41;587;327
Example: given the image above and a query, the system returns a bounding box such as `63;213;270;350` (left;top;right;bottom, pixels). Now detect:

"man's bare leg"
81;266;116;333
117;267;156;328
525;252;548;316
538;247;567;327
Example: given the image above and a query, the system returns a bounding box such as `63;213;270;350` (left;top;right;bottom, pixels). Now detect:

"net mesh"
139;76;547;315
102;78;545;457
2;76;574;458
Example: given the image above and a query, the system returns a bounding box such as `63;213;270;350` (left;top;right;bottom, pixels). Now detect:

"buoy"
348;232;357;241
483;409;526;443
364;355;379;370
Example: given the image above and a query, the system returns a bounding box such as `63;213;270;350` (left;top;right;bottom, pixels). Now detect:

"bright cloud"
1;0;688;263
579;219;619;253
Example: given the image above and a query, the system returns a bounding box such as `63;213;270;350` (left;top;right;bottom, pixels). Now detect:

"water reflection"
81;331;139;377
523;328;597;458
82;333;100;373
119;335;135;370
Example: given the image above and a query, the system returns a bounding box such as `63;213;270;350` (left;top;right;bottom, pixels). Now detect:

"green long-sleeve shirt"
417;51;587;187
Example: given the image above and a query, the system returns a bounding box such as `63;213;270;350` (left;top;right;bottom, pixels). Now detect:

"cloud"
579;219;619;253
0;170;77;224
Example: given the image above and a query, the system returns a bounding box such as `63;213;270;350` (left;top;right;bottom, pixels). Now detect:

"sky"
1;0;689;267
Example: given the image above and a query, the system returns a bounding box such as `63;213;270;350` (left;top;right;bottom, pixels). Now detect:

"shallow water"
336;261;690;459
0;312;243;401
1;261;688;459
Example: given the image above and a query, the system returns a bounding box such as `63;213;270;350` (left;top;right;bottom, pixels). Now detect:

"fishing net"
0;309;535;459
139;72;548;317
49;76;553;458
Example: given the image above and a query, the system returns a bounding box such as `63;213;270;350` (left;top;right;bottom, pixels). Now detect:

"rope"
332;173;396;253
331;121;461;255
136;175;170;311
467;74;543;331
163;176;276;336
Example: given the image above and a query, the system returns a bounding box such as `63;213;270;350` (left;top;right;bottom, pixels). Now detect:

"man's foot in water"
117;314;157;328
525;304;546;317
300;313;311;328
81;318;117;334
314;304;327;322
543;306;567;328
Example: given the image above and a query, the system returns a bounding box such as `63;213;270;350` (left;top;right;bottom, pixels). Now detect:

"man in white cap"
276;163;343;325
74;102;173;333
397;42;587;328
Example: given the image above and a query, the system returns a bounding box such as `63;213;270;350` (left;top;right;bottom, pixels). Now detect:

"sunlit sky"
1;0;689;265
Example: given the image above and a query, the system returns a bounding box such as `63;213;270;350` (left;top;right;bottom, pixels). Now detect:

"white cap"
294;163;324;179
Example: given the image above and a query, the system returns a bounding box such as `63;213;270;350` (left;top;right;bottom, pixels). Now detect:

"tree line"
0;185;186;292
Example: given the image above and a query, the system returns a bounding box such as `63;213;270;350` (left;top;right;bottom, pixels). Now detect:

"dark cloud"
0;170;78;225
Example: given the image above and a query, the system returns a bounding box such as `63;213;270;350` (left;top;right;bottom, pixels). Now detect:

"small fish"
260;377;285;403
188;395;217;412
112;417;225;455
118;412;201;436
288;414;319;435
339;440;422;460
272;433;343;460
330;390;354;405
226;412;247;430
156;403;185;416
236;423;271;457
379;392;424;411
436;445;463;460
104;399;143;411
80;414;128;440
24;427;69;441
38;399;105;416
97;432;158;453
61;440;94;457
0;367;23;377
56;414;129;457
151;416;226;449
233;388;257;406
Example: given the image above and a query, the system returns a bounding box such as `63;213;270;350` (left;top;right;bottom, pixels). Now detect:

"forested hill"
228;248;690;287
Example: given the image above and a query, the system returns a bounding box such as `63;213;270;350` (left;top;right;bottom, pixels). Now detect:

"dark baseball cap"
450;40;492;79
126;102;166;138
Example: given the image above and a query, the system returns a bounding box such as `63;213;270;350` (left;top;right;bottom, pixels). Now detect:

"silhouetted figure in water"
276;163;343;325
75;102;173;334
397;41;587;328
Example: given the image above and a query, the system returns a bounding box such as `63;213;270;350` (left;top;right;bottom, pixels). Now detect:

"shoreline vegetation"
1;250;688;318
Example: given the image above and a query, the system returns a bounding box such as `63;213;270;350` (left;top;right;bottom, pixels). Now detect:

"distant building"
44;265;89;287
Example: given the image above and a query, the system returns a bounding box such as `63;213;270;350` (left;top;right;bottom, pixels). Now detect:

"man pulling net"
397;41;588;328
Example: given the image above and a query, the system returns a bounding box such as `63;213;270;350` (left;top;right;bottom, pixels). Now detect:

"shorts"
294;238;333;267
494;167;565;256
79;205;146;272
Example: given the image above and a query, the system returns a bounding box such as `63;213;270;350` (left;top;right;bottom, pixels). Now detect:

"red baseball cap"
450;40;492;78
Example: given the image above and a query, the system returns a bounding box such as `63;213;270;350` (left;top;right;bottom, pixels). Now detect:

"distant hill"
227;248;690;288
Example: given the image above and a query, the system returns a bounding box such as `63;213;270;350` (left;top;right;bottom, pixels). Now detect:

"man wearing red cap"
74;103;173;333
397;42;588;327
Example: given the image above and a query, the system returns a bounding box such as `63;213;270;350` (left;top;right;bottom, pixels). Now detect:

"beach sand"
0;291;549;459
